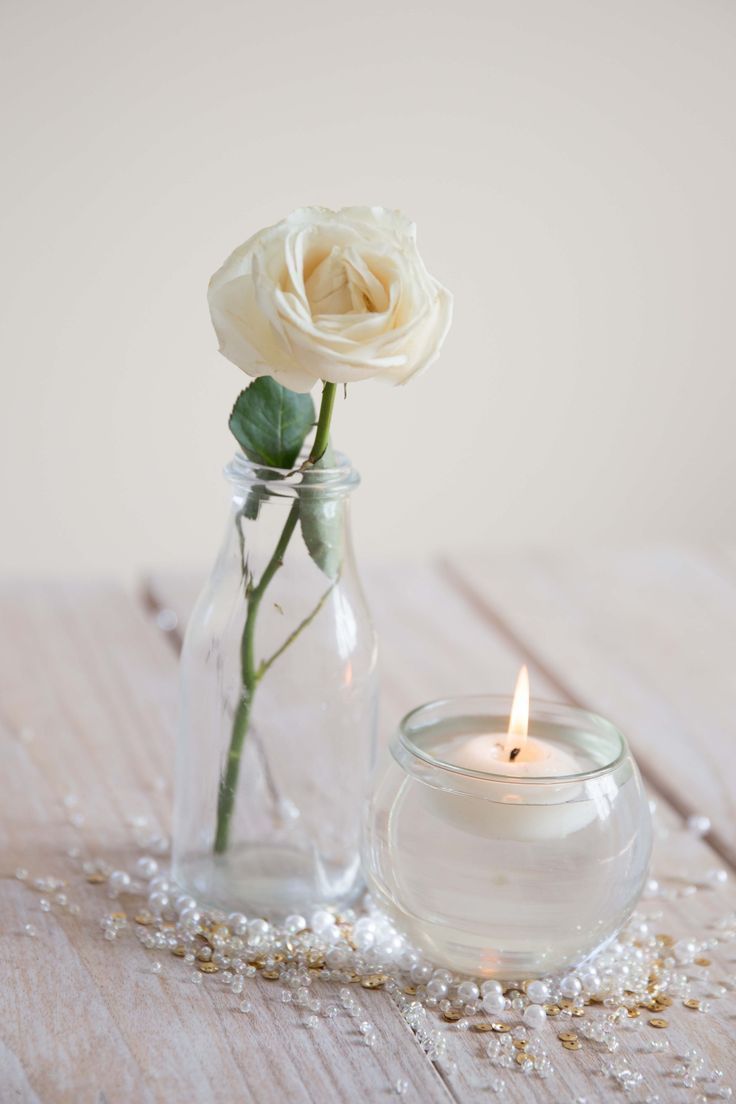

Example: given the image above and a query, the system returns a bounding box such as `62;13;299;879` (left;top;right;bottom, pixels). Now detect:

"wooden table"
2;548;736;1102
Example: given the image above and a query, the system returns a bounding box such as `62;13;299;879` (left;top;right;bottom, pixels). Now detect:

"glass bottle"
173;450;378;916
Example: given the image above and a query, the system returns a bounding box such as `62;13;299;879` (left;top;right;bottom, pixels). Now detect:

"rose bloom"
208;206;453;393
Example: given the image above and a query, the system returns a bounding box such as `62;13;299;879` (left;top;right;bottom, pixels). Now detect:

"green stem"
213;381;338;854
309;381;337;463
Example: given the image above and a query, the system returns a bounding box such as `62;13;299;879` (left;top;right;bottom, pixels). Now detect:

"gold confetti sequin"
442;1009;462;1022
558;1031;578;1043
515;1052;532;1065
86;873;105;884
513;1039;528;1051
360;974;388;990
570;1007;584;1017
544;1004;561;1017
197;961;219;974
627;1008;640;1018
110;911;127;920
171;946;186;957
649;1017;668;1029
134;912;154;926
471;1022;494;1033
656;933;675;947
490;1022;510;1033
683;998;701;1010
695;957;712;967
403;985;418;996
261;970;280;980
562;1039;581;1051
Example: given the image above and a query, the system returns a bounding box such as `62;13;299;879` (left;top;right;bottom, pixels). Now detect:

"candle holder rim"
395;693;628;786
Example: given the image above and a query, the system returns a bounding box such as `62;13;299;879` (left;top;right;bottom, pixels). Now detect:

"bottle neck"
224;450;360;502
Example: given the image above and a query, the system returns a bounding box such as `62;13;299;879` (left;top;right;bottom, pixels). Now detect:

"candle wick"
509;747;521;761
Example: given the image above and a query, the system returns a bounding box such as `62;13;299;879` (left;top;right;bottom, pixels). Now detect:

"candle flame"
504;665;529;760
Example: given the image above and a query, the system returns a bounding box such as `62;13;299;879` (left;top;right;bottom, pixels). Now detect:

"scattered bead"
522;1004;546;1030
687;814;711;836
526;980;549;1004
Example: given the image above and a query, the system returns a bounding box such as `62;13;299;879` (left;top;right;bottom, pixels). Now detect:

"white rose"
208;206;453;393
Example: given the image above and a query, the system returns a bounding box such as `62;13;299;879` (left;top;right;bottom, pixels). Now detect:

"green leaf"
241;486;264;522
229;377;315;469
299;445;343;580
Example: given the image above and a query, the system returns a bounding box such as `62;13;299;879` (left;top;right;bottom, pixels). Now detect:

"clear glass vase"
173;450;378;917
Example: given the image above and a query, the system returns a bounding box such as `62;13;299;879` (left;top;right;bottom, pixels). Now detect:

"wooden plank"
146;564;736;1101
0;582;451;1104
444;547;736;868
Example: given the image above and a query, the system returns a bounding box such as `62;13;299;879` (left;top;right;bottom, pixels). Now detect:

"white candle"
427;667;599;840
451;733;582;777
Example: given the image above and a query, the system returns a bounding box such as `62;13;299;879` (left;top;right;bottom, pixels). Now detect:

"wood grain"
147;560;736;1101
0;582;451;1104
444;547;736;867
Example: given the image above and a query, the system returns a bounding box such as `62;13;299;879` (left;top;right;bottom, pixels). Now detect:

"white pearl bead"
427;979;448;999
148;875;172;894
108;870;131;894
310;910;334;934
523;1004;547;1029
247;918;269;936
674;939;696;964
227;912;248;934
526;980;549;1004
560;974;582;998
179;907;201;927
482;992;506;1014
135;857;158;880
175;895;197;914
411;963;432;984
147;891;169;917
481;979;503;996
457;981;480;1002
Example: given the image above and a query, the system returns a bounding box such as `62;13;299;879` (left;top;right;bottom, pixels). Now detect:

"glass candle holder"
362;695;652;979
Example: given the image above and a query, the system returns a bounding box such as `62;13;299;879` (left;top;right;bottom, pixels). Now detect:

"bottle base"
173;842;363;919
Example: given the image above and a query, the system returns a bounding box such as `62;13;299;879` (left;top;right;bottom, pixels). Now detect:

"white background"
1;0;734;580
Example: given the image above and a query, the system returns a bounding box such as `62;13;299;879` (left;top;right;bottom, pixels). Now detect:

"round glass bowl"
362;696;652;979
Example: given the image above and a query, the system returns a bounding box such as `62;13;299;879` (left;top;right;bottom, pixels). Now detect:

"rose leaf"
300;446;343;580
229;377;315;469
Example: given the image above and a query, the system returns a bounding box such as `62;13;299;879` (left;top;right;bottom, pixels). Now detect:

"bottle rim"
224;449;360;494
